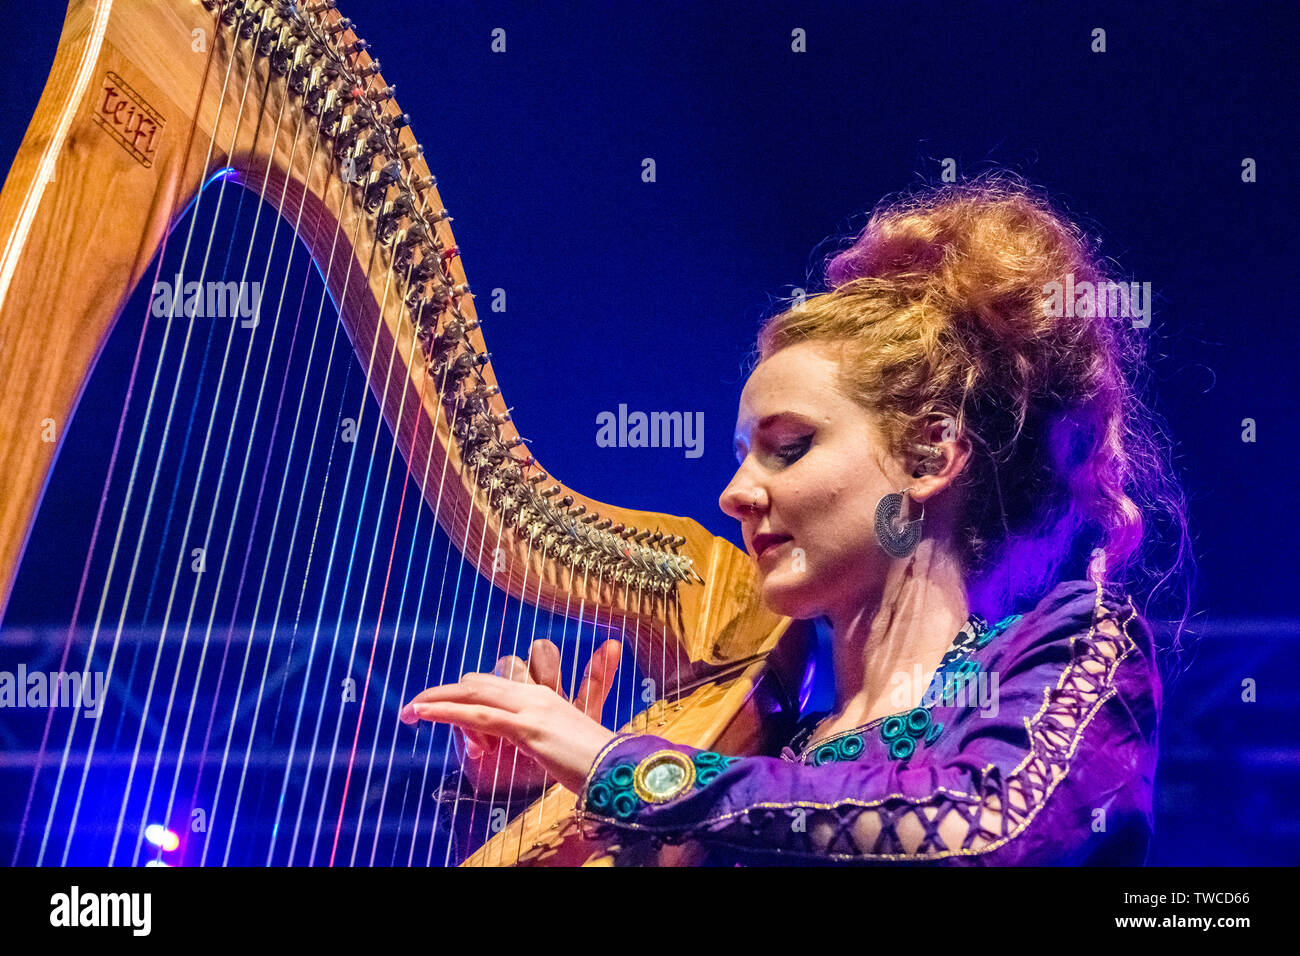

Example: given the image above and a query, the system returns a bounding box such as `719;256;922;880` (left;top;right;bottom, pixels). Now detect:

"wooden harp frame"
0;0;812;866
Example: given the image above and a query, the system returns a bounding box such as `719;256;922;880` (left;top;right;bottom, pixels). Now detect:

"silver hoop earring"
875;487;925;558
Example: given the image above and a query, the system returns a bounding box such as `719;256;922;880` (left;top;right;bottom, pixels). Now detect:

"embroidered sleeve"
575;581;1160;864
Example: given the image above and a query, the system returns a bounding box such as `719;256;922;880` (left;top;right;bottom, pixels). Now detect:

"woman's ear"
909;416;972;489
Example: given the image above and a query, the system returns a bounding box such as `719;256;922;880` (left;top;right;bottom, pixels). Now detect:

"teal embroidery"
587;780;613;813
881;706;941;762
609;762;636;788
837;734;865;760
888;735;915;760
812;742;840;767
692;750;730;786
585;761;640;817
612;791;639;819
809;733;867;766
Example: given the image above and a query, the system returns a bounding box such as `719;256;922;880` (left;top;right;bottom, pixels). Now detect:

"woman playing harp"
403;175;1192;865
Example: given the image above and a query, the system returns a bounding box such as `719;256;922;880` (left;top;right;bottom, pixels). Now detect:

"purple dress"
575;578;1161;865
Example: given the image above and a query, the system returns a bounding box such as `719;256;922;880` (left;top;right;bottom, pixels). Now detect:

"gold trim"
632;750;697;804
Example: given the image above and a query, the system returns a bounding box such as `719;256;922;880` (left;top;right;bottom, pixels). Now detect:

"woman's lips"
753;534;793;559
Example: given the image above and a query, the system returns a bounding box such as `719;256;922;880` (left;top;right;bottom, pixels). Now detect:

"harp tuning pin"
594;518;612;531
368;84;397;102
400;143;423;161
558;495;574;508
528;473;549;485
541;484;561;498
307;1;337;12
503;436;530;449
634;529;653;543
376;159;402;186
609;523;625;535
346;38;367;54
486;407;513;425
648;531;664;545
621;525;638;539
391;112;411;130
324;16;351;34
453;282;471;296
581;513;600;524
567;504;587;517
414;175;439;193
428;207;451;223
356;60;382;78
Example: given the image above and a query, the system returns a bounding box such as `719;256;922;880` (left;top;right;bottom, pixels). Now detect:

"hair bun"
824;175;1104;355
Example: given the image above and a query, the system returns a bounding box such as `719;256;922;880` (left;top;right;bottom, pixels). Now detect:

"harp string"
33;11;255;867
180;77;333;868
324;180;441;867
268;65;395;866
112;32;303;867
457;530;579;868
196;140;342;867
392;368;478;867
486;529;542;866
352;361;459;867
135;41;319;870
101;24;284;867
7;2;229;869
431;459;491;866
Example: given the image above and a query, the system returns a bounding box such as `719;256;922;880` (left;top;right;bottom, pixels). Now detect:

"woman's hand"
400;638;622;795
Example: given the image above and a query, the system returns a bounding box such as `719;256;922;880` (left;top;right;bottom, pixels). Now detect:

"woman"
400;172;1192;864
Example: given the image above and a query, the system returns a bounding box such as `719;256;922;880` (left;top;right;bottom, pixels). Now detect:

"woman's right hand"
450;637;623;797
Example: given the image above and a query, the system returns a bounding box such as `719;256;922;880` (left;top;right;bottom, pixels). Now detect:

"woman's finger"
573;639;623;718
455;725;497;760
527;638;562;691
493;655;532;683
412;701;520;742
401;673;530;724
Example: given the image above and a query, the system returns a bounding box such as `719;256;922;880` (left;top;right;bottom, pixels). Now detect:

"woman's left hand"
400;643;620;794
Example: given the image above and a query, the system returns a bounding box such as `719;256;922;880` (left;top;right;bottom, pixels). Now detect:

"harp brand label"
94;71;165;167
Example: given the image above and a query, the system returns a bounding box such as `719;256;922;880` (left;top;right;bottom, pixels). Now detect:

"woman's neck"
824;540;970;724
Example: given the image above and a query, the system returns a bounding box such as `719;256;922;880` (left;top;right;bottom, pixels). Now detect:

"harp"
0;0;811;866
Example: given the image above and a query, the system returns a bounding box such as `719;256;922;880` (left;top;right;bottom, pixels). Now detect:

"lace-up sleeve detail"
575;580;1160;864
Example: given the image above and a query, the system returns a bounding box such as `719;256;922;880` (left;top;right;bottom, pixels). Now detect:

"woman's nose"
719;474;766;521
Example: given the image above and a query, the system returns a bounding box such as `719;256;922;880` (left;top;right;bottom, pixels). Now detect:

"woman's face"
719;340;910;621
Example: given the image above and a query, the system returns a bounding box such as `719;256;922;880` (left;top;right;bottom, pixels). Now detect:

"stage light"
144;824;180;852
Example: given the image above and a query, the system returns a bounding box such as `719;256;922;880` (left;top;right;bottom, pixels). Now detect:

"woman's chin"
756;570;823;620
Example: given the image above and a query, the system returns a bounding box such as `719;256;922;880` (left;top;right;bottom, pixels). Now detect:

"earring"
875;487;925;558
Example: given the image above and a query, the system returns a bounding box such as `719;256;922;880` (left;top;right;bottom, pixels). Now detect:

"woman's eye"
775;438;811;463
